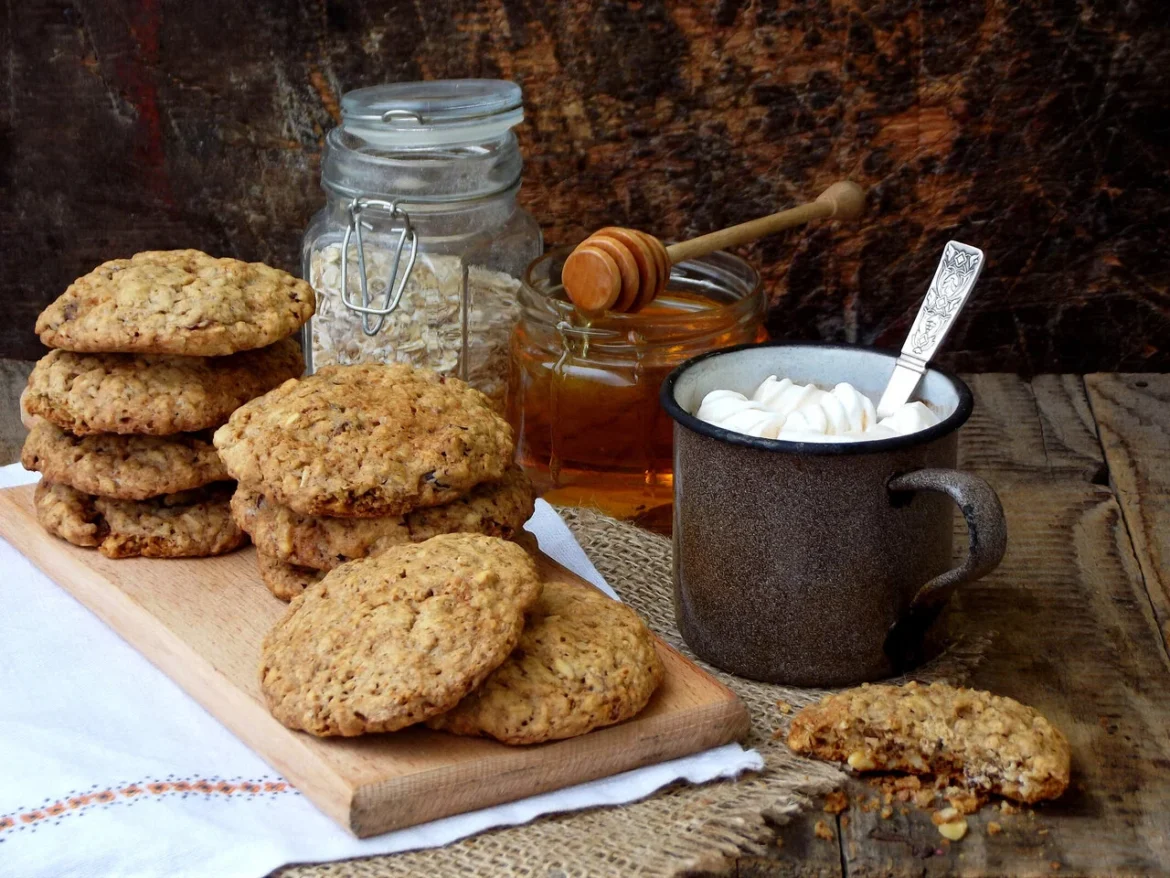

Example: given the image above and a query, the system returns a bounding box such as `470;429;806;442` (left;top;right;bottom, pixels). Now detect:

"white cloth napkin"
0;463;762;878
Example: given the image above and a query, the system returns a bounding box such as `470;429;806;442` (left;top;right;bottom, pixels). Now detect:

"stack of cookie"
259;533;665;744
218;361;665;745
22;250;314;558
213;362;536;600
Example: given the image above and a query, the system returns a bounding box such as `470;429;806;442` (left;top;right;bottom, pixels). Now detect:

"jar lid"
341;80;524;147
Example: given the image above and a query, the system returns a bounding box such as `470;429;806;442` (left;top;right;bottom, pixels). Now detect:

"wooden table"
1;372;1167;875
690;374;1170;877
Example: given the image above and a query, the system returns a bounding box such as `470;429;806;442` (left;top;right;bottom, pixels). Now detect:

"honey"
507;249;766;530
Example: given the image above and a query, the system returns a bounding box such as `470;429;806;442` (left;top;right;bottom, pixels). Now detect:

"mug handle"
883;468;1008;671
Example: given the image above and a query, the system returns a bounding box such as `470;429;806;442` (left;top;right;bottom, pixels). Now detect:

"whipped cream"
695;376;941;442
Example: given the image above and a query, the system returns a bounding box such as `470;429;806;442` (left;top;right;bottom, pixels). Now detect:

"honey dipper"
563;180;865;315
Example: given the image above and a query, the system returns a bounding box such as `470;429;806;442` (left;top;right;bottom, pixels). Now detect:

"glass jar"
508;247;767;530
302;80;542;409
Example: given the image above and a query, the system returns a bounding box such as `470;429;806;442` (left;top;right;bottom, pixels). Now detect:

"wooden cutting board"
0;484;750;838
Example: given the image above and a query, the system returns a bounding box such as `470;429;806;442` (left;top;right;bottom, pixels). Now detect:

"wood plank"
1085;373;1170;657
0;484;749;838
958;374;1104;486
1031;375;1109;480
685;812;845;878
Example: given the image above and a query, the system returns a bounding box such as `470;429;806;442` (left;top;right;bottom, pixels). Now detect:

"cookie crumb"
880;805;893;819
987;821;1003;836
1050;862;1061;871
946;788;982;815
938;821;967;841
776;700;793;714
847;750;877;771
932;806;961;826
914;788;937;808
814;819;834;841
823;790;849;814
933;807;968;841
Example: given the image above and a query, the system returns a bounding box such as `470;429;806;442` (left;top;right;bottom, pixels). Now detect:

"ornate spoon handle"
876;241;984;418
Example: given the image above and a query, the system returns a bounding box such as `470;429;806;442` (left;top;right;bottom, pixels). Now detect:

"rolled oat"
307;241;522;408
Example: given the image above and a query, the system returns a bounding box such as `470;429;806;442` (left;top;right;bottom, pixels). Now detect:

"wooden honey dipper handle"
564;180;865;315
664;180;866;264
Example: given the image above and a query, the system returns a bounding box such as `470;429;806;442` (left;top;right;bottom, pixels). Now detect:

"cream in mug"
695;376;940;442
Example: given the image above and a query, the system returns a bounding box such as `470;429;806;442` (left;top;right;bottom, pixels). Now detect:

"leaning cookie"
36;250;315;356
427;580;665;745
233;464;535;571
256;551;324;602
260;534;542;736
34;480;245;559
24;338;304;436
22;422;229;500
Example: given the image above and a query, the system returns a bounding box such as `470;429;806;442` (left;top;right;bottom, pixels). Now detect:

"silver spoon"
876;240;985;418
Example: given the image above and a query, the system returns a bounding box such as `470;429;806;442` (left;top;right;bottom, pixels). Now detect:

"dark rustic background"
2;0;1167;371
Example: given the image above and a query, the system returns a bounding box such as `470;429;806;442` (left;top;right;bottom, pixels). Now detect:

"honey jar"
507;247;767;530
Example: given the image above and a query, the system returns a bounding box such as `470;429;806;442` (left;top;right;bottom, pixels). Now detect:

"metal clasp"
339;196;419;336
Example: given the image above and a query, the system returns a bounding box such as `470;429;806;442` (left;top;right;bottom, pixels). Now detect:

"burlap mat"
278;507;987;878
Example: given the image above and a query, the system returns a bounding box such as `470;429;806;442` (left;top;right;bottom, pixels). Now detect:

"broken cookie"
787;681;1070;804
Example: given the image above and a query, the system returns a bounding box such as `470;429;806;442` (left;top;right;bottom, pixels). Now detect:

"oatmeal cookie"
22;421;229;500
36;250;314;355
256;551;324;602
233;464;534;570
34;480;245;559
259;533;542;736
787;681;1071;804
215;364;514;517
427;579;664;744
24;338;304;436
